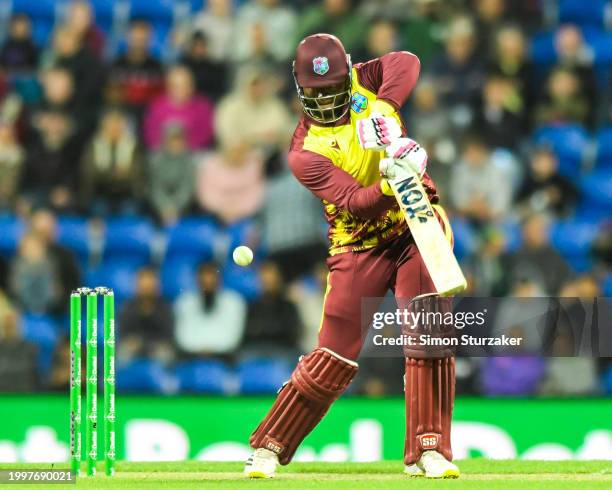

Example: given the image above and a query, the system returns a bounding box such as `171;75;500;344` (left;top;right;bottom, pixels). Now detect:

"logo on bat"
395;176;434;224
312;56;329;75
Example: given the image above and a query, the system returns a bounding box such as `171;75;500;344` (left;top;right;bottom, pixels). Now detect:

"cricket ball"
232;245;253;267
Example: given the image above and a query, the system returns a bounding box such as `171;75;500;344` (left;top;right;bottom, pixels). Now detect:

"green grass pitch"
0;460;610;489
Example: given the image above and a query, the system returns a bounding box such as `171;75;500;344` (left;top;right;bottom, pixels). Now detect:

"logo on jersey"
351;93;368;113
312;56;329;75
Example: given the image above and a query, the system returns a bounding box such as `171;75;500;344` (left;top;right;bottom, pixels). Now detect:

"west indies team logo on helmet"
312;56;329;75
293;33;352;124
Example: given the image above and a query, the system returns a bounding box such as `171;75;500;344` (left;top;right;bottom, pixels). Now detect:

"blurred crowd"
0;0;611;396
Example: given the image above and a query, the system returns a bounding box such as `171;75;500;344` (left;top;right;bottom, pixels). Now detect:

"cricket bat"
389;170;467;296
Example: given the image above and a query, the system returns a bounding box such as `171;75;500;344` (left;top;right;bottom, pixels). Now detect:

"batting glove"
356;114;402;150
384;138;428;177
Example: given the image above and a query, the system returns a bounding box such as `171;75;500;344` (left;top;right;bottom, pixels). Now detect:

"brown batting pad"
404;357;455;465
249;348;358;464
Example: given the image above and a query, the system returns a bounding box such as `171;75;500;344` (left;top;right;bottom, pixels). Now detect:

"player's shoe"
403;463;425;477
418;450;460;479
244;448;279;478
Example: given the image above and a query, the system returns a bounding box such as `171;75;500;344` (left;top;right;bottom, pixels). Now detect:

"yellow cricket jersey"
288;53;439;255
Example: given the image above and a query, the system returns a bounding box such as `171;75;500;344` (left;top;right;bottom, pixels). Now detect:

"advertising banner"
0;396;610;462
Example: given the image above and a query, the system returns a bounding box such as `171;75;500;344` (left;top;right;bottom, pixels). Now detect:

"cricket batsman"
244;33;459;479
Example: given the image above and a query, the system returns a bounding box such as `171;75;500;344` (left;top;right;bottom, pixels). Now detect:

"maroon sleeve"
355;51;421;111
288;148;396;220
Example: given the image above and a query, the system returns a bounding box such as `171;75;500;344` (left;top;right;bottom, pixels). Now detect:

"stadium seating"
57;216;90;262
533;125;589;178
603;274;612;297
103;216;155;262
551;217;602;256
0;215;24;256
237;358;293;394
595;126;612;168
165;217;218;263
11;0;57;19
558;0;609;28
174;359;235;394
20;314;58;374
579;170;612;208
116;358;178;393
86;259;144;304
160;255;199;299
223;264;261;301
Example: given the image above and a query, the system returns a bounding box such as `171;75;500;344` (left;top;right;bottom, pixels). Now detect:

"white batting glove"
356;113;402;150
384;138;428;177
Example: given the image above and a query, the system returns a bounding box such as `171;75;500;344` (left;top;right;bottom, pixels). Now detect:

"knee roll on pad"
250;348;358;464
401;294;456;359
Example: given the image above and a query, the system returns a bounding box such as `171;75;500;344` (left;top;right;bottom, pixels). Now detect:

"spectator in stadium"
174;262;246;359
21;110;80;211
106;19;164;119
148;124;195;225
0;121;24;209
428;15;485;123
464;227;511;296
541;328;598;396
119;267;175;364
488;24;534;116
179;32;228;101
215;67;292;166
359;0;411;20
28;209;80;316
474;0;509;53
0;306;39;392
234;0;297;63
0;13;39;73
407;78;455;167
552;24;597;122
196;141;265;224
64;0;105;59
535;67;590;127
143;65;214;150
43;27;102;131
187;0;235;62
352;19;399;63
260;167;327;283
9;233;59;314
296;0;367;53
516;146;578;217
473;75;522;149
32;67;77;127
450;133;513;223
241;262;302;358
80;109;143;215
538;276;600;395
289;261;328;352
506;213;572;295
400;0;448;64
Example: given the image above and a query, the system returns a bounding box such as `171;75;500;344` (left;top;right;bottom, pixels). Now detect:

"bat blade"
389;171;467;296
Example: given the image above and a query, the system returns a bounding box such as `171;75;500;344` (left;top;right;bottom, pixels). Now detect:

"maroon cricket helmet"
292;33;352;124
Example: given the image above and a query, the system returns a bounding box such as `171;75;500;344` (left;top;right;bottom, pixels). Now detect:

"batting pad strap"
291;348;358;403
